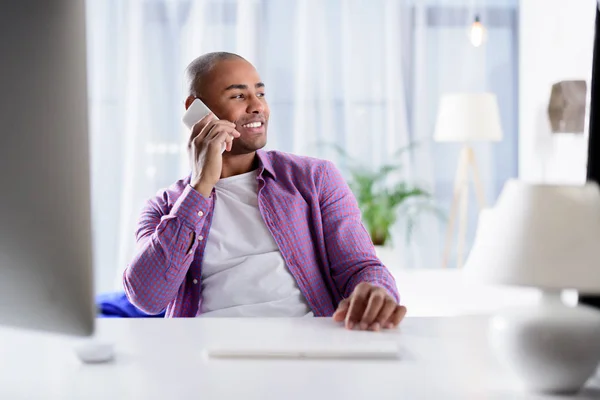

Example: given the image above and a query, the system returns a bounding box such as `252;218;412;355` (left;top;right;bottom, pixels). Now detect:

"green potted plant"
326;144;442;265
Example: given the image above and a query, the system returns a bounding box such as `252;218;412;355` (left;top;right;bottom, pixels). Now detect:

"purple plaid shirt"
123;150;399;317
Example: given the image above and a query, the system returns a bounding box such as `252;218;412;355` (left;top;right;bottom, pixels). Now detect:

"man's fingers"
189;112;214;142
386;305;407;329
189;113;217;143
372;297;397;330
190;120;217;150
211;122;239;137
193;124;239;152
359;289;385;330
190;118;237;147
210;131;235;153
333;298;350;322
220;128;236;152
205;122;238;140
345;283;371;329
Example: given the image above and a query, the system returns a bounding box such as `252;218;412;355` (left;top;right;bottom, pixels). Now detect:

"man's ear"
184;96;196;110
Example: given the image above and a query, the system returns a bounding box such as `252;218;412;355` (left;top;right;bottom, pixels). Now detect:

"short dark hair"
185;52;244;97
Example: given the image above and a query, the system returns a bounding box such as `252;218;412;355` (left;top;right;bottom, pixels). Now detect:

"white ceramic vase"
489;290;600;394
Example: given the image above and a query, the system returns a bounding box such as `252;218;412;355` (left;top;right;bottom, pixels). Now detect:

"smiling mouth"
241;121;264;129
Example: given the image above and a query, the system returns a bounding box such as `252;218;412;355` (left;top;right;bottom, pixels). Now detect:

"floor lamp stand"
442;145;487;269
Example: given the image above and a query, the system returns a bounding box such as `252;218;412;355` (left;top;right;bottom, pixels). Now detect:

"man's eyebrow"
224;82;265;91
224;84;247;91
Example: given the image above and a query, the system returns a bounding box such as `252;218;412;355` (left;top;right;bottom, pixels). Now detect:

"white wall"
519;0;596;184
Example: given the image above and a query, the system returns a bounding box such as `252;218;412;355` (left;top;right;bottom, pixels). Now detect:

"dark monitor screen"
581;4;600;308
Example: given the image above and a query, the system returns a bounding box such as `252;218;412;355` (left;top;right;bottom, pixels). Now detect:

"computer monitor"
581;2;600;310
0;1;95;335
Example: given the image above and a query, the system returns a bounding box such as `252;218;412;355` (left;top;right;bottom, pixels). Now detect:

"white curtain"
86;0;462;293
87;0;266;292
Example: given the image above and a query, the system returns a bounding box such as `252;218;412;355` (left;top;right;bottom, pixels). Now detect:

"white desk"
1;316;599;399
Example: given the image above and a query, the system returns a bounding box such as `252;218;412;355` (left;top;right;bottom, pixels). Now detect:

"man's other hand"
332;282;406;331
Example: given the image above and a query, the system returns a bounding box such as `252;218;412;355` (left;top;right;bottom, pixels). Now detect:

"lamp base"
489;290;600;394
441;145;487;269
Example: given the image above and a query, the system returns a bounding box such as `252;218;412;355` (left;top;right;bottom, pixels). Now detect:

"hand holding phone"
183;99;240;197
183;99;227;154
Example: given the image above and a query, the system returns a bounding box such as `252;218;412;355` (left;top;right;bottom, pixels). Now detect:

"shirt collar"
256;149;276;179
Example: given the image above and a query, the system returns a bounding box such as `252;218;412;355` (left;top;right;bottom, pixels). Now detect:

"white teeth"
242;122;262;128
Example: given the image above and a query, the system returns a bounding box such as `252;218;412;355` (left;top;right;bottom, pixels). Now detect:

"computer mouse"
74;340;115;364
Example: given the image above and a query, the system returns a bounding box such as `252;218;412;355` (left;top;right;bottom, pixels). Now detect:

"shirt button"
193;279;198;285
198;210;204;217
197;235;204;241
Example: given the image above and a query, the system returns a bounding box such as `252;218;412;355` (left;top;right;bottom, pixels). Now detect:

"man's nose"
247;95;265;114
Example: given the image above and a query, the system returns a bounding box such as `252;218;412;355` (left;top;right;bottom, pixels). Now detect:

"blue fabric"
96;292;165;318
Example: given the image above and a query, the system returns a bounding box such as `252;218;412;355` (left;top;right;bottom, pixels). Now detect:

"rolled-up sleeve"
123;185;212;314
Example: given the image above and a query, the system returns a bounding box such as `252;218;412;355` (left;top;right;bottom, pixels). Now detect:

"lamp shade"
464;180;600;293
433;93;503;142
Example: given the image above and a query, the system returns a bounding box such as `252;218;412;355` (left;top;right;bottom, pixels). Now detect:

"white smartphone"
183;98;226;153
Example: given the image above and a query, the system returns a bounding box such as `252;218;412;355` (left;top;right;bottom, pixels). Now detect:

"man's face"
196;58;270;154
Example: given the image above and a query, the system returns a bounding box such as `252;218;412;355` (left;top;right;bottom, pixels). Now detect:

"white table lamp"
465;180;600;394
434;93;503;142
434;93;503;268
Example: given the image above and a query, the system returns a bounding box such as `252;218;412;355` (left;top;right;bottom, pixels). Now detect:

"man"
124;52;407;331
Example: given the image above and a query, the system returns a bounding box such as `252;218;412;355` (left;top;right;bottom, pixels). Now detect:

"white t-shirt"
198;170;313;317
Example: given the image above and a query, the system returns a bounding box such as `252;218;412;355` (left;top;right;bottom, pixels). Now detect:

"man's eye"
231;94;244;99
257;92;266;98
